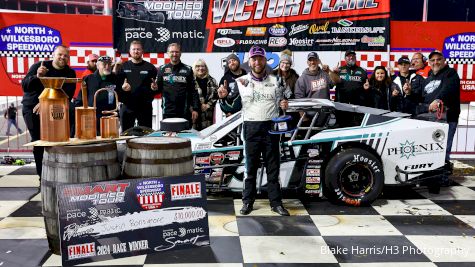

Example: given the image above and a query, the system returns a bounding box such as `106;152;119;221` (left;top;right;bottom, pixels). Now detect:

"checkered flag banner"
446;58;475;64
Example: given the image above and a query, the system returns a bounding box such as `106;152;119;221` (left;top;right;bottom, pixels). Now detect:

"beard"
346;60;356;67
87;65;96;71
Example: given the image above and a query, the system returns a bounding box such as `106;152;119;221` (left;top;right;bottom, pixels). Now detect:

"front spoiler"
395;166;448;185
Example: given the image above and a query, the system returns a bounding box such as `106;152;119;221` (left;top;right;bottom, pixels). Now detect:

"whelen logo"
214;37;235;47
170;182;201;200
68;243;96;260
246;27;266;36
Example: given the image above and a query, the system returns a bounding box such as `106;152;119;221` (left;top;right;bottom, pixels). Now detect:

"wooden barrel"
41;142;121;254
123;136;193;178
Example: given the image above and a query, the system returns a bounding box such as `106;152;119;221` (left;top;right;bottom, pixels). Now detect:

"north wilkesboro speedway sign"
58;174;209;266
113;0;390;52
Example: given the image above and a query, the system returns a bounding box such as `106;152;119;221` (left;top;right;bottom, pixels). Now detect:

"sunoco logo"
269;24;287;36
214;37;235;47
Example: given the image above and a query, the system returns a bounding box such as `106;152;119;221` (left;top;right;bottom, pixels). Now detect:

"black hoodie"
422;65;460;122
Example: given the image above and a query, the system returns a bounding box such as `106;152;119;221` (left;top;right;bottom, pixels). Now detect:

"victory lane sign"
57;174;209;266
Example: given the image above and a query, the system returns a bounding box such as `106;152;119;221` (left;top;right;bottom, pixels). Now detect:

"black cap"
345;50;356;57
397;56;411;65
307;51;319;60
428;50;443;59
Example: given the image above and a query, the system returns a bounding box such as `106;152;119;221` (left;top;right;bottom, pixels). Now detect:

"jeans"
446;122;458;162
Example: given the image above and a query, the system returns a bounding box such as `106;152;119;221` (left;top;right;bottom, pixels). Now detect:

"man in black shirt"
117;40;158;132
75;55;120;134
21;45;76;177
156;43;199;128
331;50;368;105
4;103;22;135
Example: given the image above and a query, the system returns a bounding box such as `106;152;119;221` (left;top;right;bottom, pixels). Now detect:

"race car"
149;99;449;206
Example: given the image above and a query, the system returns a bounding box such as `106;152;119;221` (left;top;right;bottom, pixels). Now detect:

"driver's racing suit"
237;72;290;208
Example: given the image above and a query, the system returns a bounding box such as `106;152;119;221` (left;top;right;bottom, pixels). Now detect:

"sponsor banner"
58;174;209;266
113;0;209;52
208;0;389;52
113;0;389;52
442;32;475;59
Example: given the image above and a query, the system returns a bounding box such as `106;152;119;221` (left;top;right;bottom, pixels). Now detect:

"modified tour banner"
113;0;390;52
57;174;209;266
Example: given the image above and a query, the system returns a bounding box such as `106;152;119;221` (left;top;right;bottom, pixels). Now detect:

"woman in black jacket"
362;66;396;110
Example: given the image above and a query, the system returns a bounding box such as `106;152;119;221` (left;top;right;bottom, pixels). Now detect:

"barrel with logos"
41;142;121;254
122;136;194;178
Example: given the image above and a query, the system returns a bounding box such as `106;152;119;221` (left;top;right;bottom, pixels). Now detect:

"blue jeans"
446;122;458;162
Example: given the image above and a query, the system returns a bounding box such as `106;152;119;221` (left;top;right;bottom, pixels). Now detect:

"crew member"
21;45;76;177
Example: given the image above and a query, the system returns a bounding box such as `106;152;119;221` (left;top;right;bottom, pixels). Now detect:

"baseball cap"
307;52;319;60
397;56;411;65
249;45;266;58
97;55;112;62
428;50;443;59
87;54;99;62
345;50;356;57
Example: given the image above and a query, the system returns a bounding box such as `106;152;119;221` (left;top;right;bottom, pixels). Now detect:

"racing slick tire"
324;148;384;206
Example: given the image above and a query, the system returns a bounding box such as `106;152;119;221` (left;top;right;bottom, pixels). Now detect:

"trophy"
75;81;96;139
39;77;81;142
94;87;120;138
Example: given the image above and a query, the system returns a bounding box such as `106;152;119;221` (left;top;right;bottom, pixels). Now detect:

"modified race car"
149;99;449;206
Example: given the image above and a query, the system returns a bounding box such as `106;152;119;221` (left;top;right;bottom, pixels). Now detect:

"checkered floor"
1;164;475;266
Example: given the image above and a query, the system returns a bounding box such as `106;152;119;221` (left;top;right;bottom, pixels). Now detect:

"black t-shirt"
21;60;76;107
116;60;158;110
6;106;17;120
335;65;367;105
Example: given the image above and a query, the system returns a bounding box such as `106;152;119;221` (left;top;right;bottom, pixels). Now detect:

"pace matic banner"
58;174;209;266
113;0;390;52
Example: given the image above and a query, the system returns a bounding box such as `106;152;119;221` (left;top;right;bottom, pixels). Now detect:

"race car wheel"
324;148;384;206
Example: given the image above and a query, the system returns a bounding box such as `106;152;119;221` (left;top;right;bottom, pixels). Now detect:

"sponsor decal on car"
306;168;321;176
195;156;210;165
306;184;320;190
306;177;320;183
387;140;444;159
305;189;320;194
210;153;225;164
225;151;241;160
